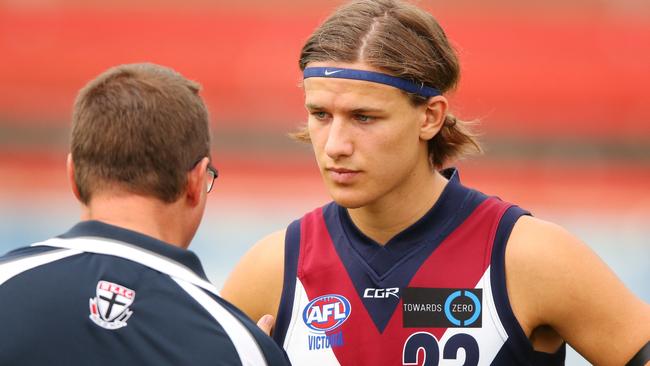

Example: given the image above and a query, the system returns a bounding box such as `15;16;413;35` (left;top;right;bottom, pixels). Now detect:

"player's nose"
324;117;354;160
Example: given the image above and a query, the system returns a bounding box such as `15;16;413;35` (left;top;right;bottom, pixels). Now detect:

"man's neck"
80;192;191;249
347;169;448;245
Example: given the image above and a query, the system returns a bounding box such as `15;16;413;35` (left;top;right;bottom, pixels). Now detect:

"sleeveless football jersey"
273;169;565;365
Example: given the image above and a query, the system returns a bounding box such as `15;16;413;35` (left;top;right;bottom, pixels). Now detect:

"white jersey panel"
436;267;507;365
283;279;341;366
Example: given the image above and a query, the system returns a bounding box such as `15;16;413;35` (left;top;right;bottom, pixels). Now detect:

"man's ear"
419;95;448;141
66;153;83;203
186;157;208;207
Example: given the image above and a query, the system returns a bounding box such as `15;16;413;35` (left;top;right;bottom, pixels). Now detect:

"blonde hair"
295;0;480;168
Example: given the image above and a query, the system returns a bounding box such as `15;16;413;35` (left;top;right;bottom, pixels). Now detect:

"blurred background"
0;0;648;364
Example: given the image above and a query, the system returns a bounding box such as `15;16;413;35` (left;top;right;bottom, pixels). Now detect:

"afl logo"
302;294;351;332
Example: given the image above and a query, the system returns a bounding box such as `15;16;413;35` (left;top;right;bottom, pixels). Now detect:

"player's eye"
354;114;375;123
312;111;330;121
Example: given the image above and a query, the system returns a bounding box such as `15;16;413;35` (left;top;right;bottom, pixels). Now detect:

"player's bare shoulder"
506;215;578;289
504;216;575;336
506;215;650;364
221;229;286;322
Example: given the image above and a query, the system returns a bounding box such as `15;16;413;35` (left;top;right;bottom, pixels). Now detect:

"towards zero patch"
402;287;482;328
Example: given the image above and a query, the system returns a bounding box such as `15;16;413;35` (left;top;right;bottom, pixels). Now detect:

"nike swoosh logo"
324;69;343;76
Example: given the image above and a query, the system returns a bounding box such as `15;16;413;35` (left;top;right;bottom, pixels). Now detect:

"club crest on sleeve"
89;280;136;330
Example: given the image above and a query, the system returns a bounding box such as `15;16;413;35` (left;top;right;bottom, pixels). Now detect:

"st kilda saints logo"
89;280;136;330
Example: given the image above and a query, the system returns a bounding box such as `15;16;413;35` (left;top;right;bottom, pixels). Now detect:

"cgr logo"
363;287;400;299
303;294;351;332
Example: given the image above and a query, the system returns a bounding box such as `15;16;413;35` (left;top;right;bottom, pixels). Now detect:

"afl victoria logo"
303;294;351;332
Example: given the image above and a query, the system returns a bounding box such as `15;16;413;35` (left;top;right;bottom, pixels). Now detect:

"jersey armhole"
490;206;532;362
490;206;567;364
272;219;301;346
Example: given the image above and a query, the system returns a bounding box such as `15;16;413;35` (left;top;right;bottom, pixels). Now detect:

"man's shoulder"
0;238;182;294
0;241;85;284
0;244;62;264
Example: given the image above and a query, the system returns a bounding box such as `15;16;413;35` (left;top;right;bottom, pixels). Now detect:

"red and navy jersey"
273;169;565;365
0;221;289;366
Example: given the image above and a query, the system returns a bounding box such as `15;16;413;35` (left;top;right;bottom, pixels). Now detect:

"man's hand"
256;314;275;336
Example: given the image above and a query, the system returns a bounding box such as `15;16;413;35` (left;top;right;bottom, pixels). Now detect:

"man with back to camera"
0;63;289;366
221;0;650;365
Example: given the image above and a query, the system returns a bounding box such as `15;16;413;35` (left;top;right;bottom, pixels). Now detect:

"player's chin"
327;186;371;209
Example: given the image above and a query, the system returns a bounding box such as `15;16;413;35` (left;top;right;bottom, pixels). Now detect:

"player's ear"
186;157;208;207
419;95;448;141
66;153;83;203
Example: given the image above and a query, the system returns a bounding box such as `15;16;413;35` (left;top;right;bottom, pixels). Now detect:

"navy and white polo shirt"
0;221;290;366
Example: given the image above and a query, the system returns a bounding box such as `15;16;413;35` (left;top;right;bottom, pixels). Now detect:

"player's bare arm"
222;229;286;327
507;215;650;365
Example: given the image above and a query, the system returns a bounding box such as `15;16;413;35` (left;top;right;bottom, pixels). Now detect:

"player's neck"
347;169;447;246
80;192;193;249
